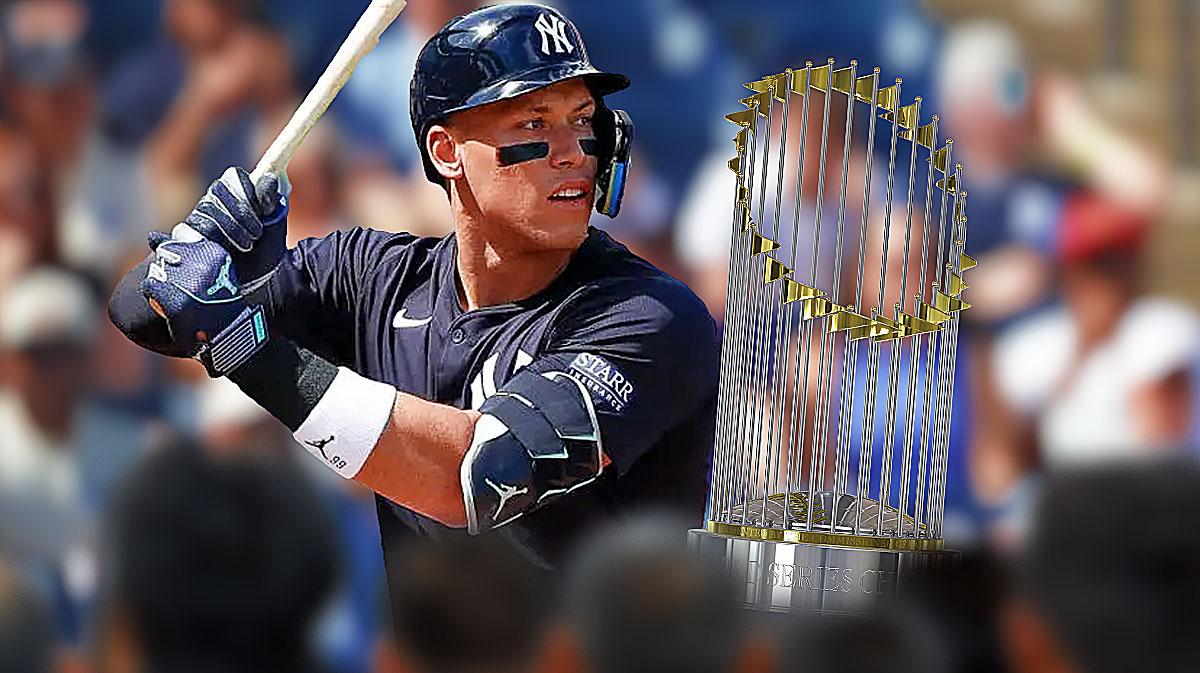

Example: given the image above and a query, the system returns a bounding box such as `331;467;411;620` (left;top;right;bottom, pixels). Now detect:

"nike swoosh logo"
392;308;433;329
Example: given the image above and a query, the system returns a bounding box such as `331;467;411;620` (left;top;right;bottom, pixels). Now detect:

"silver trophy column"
692;60;974;614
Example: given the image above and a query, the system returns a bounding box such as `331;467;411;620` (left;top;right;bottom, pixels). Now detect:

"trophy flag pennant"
733;127;748;150
827;308;874;333
790;64;812;95
944;270;969;296
725;107;758;127
875;83;900;112
763;257;791;283
830;64;855;94
807;61;833;90
853;71;878;103
800;296;841;320
915;119;938;148
782;278;824;304
917;300;953;324
750;229;782;256
933;141;952;173
934;290;971;313
899;311;943;336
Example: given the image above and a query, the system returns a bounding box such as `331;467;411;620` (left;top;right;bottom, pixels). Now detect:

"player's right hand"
141;236;268;377
180;166;289;285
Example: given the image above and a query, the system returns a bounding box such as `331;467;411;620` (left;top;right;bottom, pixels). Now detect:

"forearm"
228;336;477;527
357;394;479;526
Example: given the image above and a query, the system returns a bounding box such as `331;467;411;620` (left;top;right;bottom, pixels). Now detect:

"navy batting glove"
142;238;269;377
180;166;289;287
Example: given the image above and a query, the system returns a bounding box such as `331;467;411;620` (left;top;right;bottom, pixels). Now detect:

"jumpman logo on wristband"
305;435;336;460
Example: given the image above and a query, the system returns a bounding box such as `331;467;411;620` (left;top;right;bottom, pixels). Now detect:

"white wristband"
293;367;396;478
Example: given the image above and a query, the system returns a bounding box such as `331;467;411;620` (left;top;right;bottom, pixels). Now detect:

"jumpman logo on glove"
206;256;239;298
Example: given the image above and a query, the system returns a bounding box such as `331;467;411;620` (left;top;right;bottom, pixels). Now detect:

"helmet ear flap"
592;104;634;218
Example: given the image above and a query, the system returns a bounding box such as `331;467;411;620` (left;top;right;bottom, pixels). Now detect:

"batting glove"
173;166;289;288
141;237;269;377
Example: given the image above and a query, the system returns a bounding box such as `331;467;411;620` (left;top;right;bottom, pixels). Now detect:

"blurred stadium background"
1;0;1199;671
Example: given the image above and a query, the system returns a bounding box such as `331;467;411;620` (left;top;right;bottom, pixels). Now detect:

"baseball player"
109;4;719;568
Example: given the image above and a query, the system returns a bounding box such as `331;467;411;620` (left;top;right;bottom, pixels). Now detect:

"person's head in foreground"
559;516;743;673
384;535;549;673
1006;459;1200;673
94;443;340;673
410;4;632;254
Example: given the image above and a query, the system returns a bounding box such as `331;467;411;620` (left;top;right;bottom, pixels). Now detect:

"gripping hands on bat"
131;0;406;360
142;167;282;375
166;166;290;286
143;235;268;377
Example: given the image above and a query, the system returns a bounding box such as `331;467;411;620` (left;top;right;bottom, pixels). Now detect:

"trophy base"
689;528;958;614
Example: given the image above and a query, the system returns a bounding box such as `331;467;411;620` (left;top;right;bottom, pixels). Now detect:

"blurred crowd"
0;0;1197;671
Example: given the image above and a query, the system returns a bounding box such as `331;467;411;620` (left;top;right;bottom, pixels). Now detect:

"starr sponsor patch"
568;352;634;413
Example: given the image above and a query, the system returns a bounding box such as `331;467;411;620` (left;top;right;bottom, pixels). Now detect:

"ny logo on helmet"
534;13;574;56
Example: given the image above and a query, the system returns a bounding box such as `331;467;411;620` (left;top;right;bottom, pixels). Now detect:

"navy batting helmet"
410;4;633;217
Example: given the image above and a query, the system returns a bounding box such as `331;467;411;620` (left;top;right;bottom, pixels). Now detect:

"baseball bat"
251;0;407;184
170;0;407;244
149;0;406;321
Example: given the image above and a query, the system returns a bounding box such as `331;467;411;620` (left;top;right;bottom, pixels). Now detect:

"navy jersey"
257;226;718;567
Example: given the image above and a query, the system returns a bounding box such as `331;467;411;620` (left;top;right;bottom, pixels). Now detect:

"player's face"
450;78;598;251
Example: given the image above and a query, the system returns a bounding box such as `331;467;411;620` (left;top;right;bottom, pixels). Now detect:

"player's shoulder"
559;229;717;339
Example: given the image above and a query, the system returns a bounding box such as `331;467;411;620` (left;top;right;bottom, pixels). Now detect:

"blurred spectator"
0;560;55;673
95;442;340;673
1;0;93;172
106;0;293;224
934;21;1065;325
0;267;149;638
558;516;743;673
0;0;88;285
590;149;677;277
1;0;158;281
333;0;480;177
0;125;54;297
383;536;549;673
1006;460;1200;673
557;0;739;204
267;121;349;245
987;193;1198;507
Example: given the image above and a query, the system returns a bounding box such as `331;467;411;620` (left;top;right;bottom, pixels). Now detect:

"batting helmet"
410;4;633;217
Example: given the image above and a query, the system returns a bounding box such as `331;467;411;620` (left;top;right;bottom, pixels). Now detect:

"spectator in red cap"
982;190;1198;527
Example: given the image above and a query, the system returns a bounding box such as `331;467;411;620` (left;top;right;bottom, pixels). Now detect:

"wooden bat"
170;0;407;244
252;0;407;184
152;0;407;320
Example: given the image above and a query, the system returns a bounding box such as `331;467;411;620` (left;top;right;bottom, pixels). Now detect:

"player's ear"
426;125;464;182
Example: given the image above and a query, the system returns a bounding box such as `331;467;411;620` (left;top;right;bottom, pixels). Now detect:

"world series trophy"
689;59;974;613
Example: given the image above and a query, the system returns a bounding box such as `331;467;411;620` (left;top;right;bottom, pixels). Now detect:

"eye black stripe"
497;142;549;165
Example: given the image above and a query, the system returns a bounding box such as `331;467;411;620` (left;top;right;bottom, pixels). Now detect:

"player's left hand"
177;166;289;285
141;237;269;376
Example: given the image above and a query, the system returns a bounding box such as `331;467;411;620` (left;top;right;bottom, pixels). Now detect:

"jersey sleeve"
259;227;419;364
526;277;720;474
